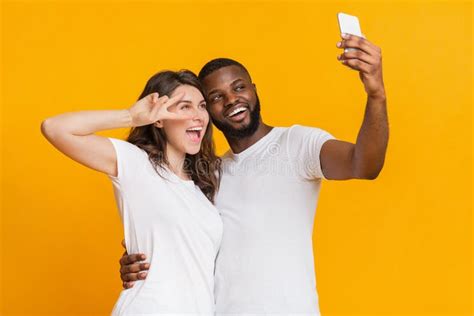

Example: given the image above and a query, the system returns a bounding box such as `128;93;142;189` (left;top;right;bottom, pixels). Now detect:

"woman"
41;70;223;315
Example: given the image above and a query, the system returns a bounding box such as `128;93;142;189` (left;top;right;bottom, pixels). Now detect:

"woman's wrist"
121;109;135;128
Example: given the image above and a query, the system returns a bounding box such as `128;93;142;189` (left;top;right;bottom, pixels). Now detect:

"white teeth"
187;127;203;131
227;106;247;117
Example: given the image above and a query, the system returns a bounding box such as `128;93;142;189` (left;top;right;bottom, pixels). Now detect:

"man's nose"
224;92;239;108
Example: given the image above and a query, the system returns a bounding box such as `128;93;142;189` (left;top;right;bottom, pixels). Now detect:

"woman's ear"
154;120;163;128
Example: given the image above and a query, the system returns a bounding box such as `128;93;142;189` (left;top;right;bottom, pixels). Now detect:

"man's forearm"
352;93;389;179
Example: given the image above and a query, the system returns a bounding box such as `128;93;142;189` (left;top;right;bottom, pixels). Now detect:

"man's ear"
252;83;257;92
154;120;163;128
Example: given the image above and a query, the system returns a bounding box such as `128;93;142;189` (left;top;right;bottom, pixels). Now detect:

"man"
118;33;388;315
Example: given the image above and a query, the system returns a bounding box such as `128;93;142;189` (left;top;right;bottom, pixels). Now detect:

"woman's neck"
165;143;190;180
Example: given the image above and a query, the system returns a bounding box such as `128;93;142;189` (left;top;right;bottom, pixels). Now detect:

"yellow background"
1;0;472;315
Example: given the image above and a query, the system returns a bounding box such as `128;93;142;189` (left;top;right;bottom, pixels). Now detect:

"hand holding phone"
335;13;386;98
337;12;364;53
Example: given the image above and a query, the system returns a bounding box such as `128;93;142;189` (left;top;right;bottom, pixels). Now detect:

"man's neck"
225;121;274;154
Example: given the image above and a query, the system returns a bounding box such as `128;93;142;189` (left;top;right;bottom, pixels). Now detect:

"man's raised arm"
321;33;388;180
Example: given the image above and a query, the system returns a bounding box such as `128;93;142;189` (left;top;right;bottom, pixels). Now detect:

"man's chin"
225;116;251;129
215;121;260;139
228;123;251;134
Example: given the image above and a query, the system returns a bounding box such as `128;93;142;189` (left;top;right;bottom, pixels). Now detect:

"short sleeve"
286;125;336;180
108;138;148;184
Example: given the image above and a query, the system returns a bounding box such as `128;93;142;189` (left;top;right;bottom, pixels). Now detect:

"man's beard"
212;95;261;139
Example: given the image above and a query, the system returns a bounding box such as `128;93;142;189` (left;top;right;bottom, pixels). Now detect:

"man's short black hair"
198;58;251;81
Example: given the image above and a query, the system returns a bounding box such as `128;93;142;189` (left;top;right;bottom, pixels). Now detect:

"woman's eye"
181;105;190;110
199;103;207;109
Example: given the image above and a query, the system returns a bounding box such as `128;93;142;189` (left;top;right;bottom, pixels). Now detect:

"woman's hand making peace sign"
128;92;194;127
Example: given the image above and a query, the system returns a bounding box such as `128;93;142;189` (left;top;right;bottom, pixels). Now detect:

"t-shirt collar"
226;127;278;162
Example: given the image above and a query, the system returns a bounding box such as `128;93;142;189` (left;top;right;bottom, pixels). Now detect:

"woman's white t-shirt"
107;138;223;316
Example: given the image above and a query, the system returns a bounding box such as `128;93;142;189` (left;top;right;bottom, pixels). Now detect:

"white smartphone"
337;12;363;53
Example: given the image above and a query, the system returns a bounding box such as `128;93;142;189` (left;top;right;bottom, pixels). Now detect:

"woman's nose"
196;110;209;123
188;108;202;121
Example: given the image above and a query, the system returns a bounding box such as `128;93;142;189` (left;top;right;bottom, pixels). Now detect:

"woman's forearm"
42;109;133;138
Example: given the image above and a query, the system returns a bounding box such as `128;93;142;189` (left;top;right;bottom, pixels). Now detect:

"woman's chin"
185;145;201;156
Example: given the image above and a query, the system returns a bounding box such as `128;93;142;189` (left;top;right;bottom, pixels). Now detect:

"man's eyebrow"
207;88;220;96
231;79;244;85
207;78;244;95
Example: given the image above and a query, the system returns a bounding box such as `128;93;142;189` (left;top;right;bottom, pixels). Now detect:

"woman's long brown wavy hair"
127;70;221;203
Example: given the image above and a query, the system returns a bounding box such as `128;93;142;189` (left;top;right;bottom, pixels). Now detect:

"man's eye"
211;95;221;102
235;85;244;91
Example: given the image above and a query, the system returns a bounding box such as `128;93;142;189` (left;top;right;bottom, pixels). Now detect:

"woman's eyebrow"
178;99;206;104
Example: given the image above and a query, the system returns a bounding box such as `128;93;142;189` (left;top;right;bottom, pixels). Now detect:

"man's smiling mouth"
225;105;248;118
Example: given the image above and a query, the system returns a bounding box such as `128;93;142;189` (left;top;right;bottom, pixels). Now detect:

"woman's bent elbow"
41;118;59;140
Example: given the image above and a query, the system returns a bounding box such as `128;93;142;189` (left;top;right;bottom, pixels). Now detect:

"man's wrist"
368;89;386;101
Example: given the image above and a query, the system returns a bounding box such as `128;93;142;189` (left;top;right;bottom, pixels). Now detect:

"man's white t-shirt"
214;125;335;316
107;138;223;316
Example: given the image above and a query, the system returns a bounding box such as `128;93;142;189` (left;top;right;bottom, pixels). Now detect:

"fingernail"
141;255;146;260
337;41;341;47
342;33;349;38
